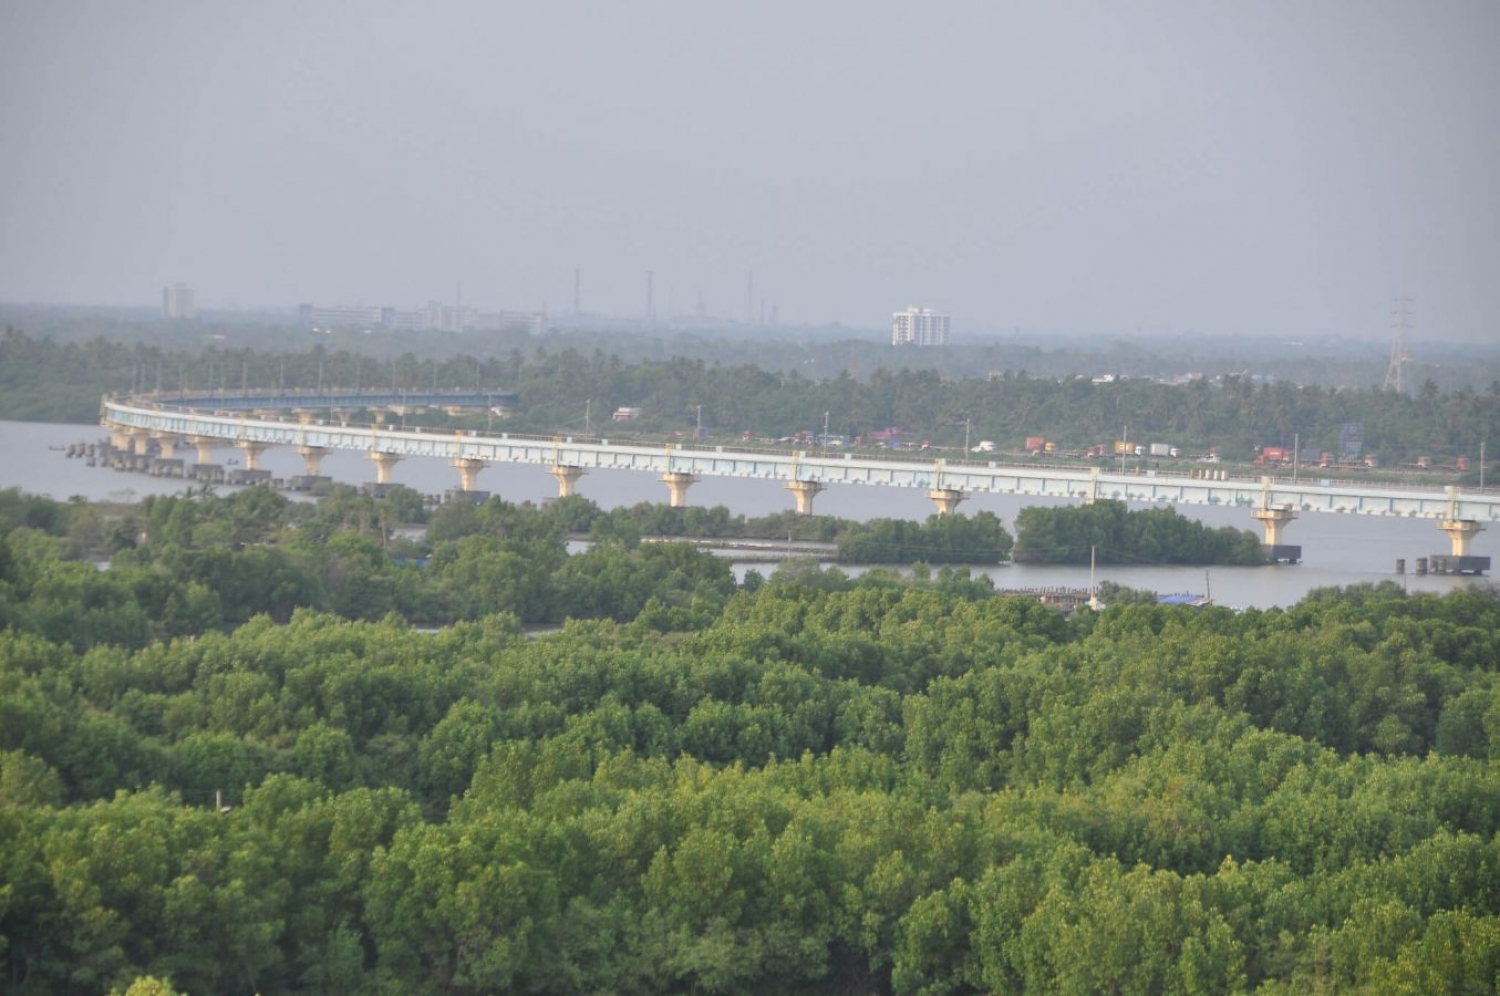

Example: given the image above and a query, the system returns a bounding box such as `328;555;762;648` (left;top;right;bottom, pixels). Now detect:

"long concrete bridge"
101;392;1496;568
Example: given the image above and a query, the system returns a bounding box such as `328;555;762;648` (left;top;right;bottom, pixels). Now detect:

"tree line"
5;324;1500;472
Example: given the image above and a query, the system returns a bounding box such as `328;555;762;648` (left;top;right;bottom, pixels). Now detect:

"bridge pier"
151;432;178;459
369;451;402;485
296;445;330;477
1253;507;1295;547
293;408;318;425
551;465;585;498
661;471;697;508
452;457;487;492
927;488;966;516
1254;506;1301;563
1431;519;1489;575
186;435;219;468
1439;518;1484;557
785;480;825;516
235;440;270;471
1084;466;1101;504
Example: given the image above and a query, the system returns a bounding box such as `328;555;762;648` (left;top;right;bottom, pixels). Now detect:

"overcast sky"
1;1;1496;340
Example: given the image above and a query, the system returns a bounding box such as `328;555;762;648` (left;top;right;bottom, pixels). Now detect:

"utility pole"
1384;296;1413;394
695;404;702;442
585;399;592;436
822;411;830;457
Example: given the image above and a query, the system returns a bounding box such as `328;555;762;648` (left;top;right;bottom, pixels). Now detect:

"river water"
2;420;1488;610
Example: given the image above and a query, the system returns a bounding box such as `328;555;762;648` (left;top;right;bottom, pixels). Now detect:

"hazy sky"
2;1;1496;340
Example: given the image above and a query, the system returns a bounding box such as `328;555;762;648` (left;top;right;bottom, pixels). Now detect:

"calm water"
2;420;1487;610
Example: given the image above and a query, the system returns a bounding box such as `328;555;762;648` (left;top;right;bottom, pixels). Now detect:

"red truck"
1259;446;1289;465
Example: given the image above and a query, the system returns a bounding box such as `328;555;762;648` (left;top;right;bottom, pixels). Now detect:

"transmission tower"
1384;296;1412;393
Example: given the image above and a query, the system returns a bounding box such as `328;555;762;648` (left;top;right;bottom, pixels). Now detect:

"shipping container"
1149;442;1172;457
1025;436;1047;452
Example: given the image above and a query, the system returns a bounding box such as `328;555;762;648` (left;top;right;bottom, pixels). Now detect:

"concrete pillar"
785;479;825;516
927;487;966;516
294;408;317;425
124;428;148;455
453;457;486;492
1439;519;1484;557
296;445;330;477
1084;466;1100;504
1253;507;1296;547
106;425;131;452
152;432;177;459
369;451;402;485
235;440;270;471
332;407;352;425
661;471;697;508
188;436;217;465
551;465;585;498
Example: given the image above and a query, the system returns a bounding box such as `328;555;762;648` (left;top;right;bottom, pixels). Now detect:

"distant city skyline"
2;2;1497;341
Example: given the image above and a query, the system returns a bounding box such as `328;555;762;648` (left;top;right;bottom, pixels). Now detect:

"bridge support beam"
551;465;585;498
235;440;270;471
293;408;318;425
661;471;697;508
927;488;966;516
1253;507;1296;547
1084;467;1101;504
452;457;486;492
113;427;147;455
296;445;330;477
1439;519;1484;557
151;432;178;459
187;436;217;465
785;480;825;516
369;451;402;485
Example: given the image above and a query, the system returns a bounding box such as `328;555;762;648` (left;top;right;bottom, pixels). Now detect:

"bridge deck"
102;396;1500;523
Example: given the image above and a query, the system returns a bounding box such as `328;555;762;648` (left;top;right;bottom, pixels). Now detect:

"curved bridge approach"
102;392;1497;567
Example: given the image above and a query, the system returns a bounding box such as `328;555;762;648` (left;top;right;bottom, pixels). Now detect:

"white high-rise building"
162;283;196;320
892;306;950;346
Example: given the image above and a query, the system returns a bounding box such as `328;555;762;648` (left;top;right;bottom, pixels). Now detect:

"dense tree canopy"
1012;500;1267;565
5;485;1500;993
